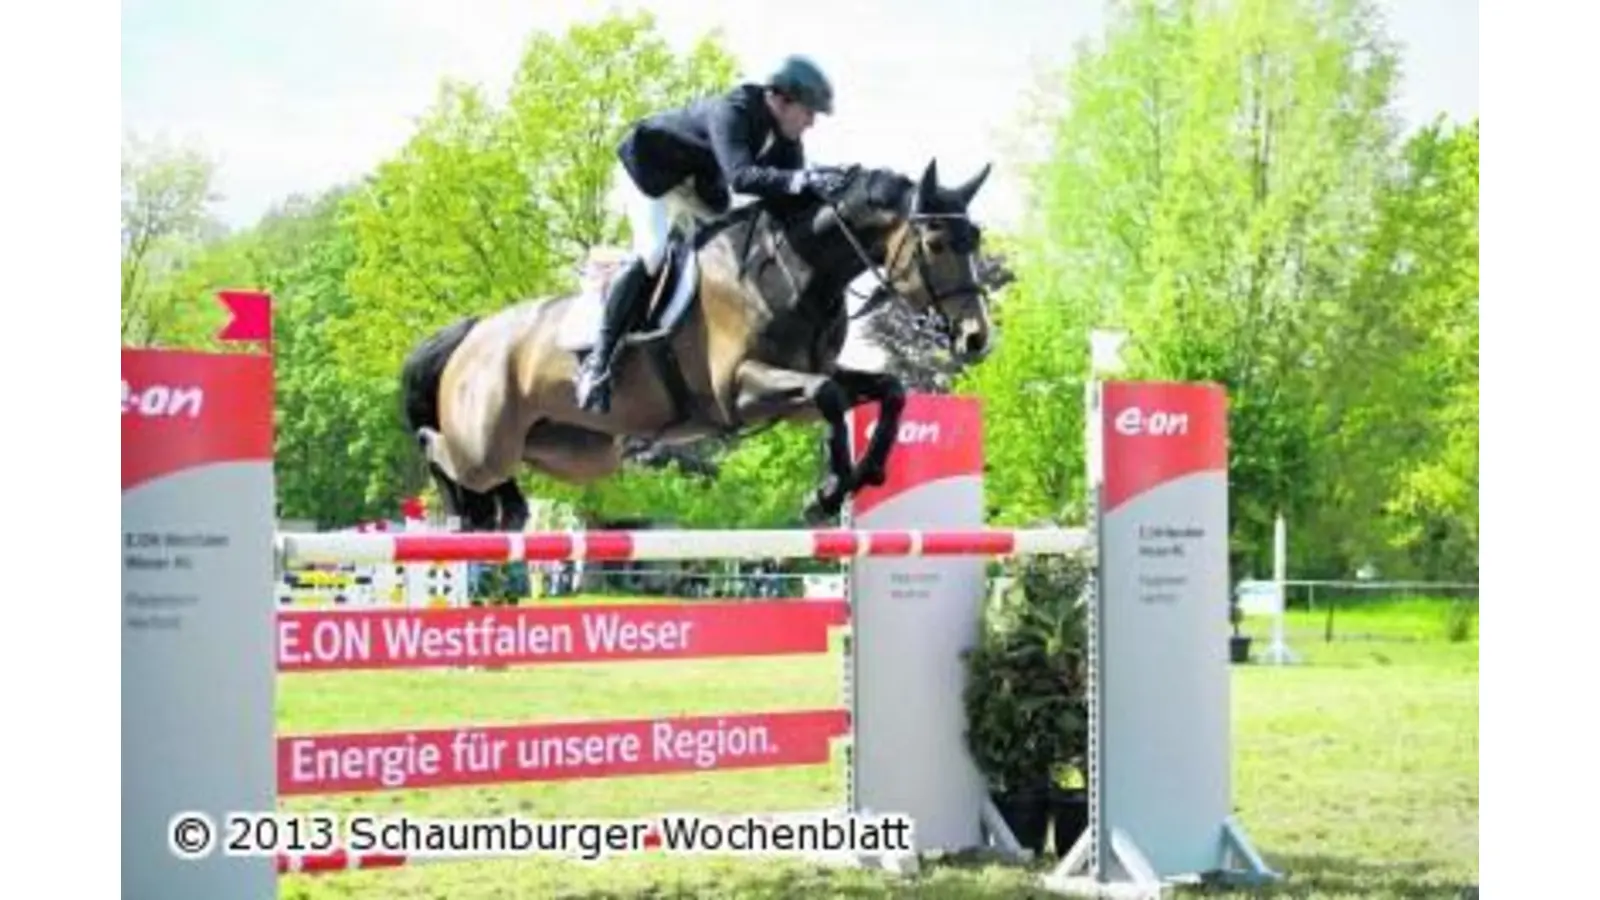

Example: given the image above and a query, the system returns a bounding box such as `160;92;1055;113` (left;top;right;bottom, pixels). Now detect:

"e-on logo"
122;380;205;418
1112;406;1189;437
862;420;942;445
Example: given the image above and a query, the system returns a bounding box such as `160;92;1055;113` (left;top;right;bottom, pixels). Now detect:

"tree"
1330;117;1479;578
121;132;227;346
971;0;1477;581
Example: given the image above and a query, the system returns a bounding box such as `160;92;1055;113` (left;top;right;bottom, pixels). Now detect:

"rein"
827;201;981;331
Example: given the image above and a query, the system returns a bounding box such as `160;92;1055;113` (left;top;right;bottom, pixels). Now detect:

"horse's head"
815;160;995;362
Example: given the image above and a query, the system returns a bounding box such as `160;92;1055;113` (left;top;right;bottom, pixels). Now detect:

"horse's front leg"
732;360;856;524
829;368;906;489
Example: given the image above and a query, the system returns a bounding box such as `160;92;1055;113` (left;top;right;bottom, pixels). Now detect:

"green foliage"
1353;118;1479;577
340;78;564;379
592;427;822;528
1443;599;1477;643
504;14;738;258
962;549;1091;795
121;132;230;348
971;0;1476;581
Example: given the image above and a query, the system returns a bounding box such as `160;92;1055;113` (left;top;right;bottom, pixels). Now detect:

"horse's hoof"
857;464;887;488
801;495;838;526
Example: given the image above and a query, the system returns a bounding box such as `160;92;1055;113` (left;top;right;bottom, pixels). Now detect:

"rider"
575;54;853;414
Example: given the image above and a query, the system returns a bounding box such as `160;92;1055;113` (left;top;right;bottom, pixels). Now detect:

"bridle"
827;197;986;335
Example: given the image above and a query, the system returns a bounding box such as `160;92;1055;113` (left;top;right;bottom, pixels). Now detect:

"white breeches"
618;165;716;275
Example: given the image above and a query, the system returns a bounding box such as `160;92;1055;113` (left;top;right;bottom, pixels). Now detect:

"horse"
399;159;995;532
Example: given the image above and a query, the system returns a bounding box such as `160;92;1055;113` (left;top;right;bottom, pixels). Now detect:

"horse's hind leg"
417;427;499;528
491;480;529;532
426;462;501;532
523;421;624;484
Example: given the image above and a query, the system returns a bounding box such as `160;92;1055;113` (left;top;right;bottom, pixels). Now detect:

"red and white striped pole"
276;526;1090;567
276;851;408;874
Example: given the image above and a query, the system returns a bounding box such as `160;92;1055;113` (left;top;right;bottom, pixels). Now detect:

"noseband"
827;201;984;334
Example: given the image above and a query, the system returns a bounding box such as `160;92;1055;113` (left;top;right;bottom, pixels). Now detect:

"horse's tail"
399;315;480;438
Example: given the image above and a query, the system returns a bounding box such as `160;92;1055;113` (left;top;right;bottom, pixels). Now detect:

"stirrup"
575;353;615;412
576;379;612;413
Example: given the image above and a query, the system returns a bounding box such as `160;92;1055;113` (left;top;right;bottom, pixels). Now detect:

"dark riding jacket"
617;83;806;214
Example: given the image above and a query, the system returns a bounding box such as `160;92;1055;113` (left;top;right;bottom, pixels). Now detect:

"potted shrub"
1022;552;1091;858
1229;592;1252;664
1050;760;1089;857
962;546;1091;855
962;629;1053;852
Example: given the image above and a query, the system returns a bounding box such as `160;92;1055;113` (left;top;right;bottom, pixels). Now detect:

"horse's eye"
951;226;978;254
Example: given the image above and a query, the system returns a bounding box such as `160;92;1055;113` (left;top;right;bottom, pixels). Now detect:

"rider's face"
770;95;817;140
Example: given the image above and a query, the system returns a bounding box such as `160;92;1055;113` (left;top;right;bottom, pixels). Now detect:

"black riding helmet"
767;55;834;115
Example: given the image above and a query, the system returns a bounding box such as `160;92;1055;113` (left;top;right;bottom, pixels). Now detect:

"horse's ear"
954;163;992;207
918;159;940;208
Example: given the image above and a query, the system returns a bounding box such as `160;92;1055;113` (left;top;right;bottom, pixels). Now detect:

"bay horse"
399;159;995;531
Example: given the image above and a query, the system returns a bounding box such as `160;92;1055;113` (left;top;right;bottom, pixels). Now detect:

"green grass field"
276;596;1478;899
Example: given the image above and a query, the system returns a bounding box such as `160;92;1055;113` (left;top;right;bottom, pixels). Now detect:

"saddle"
557;230;700;354
557;229;702;431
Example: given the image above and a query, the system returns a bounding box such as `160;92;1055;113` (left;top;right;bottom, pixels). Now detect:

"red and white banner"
277;600;849;672
278;709;851;794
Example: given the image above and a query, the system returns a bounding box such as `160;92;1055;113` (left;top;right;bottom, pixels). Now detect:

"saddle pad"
554;275;609;352
554;244;699;352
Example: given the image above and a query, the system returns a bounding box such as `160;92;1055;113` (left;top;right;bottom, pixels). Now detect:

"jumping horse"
399;159;995;531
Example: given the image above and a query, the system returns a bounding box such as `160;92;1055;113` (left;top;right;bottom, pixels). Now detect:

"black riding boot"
575;258;651;414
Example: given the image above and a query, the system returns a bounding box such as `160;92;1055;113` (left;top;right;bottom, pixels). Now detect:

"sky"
121;0;1479;234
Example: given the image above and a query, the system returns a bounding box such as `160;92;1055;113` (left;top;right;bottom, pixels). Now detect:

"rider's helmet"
767;55;834;115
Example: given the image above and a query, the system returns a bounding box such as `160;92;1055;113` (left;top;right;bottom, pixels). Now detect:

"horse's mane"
692;166;915;253
692;201;768;250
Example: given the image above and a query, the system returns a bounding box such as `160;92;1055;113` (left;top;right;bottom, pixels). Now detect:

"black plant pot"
1229;633;1252;664
993;786;1051;854
1049;786;1088;857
